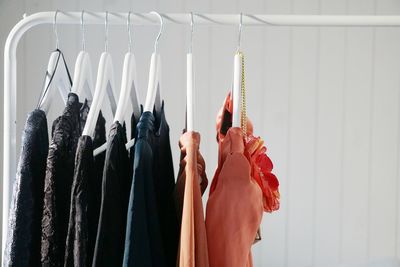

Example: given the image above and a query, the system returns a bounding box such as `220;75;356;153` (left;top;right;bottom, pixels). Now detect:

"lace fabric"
63;136;94;267
41;93;105;267
41;93;86;266
4;109;49;267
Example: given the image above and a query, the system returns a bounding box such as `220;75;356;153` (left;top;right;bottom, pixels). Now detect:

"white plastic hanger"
186;12;195;132
232;13;243;128
94;11;141;157
114;11;141;123
143;11;163;113
124;11;163;151
71;10;94;102
38;10;72;114
82;11;117;138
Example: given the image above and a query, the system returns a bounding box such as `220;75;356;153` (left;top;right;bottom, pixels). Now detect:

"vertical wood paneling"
341;0;375;263
260;1;292;266
287;0;319;266
3;1;400;266
368;0;400;260
313;1;346;266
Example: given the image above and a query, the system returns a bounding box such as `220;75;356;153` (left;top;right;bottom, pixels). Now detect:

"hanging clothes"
63;112;106;267
175;131;209;267
92;121;132;267
152;103;179;267
63;136;93;267
205;92;280;267
88;112;107;260
206;127;262;267
4;109;49;267
41;93;104;267
123;103;179;267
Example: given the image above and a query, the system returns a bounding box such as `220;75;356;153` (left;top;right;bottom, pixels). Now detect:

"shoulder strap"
237;51;247;137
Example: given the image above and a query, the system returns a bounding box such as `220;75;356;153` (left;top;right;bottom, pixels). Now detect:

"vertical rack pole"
3;27;17;262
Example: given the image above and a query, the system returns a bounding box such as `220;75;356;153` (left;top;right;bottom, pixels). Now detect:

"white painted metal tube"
7;12;400;27
5;11;400;263
232;54;242;128
186;53;194;132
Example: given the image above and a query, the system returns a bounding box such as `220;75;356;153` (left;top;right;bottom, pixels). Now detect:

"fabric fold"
175;131;209;267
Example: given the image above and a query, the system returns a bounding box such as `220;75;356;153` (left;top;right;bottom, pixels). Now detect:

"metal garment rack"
3;10;400;259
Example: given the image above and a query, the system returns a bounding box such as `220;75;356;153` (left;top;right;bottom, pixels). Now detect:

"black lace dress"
41;93;105;267
63;113;106;267
4;109;49;267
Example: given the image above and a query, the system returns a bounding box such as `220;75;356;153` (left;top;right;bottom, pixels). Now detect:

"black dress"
92;122;132;267
63;111;106;267
88;112;106;263
41;93;90;267
123;103;178;267
63;136;94;267
152;104;179;267
4;109;49;267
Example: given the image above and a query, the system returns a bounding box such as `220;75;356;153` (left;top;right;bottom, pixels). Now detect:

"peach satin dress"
175;131;209;267
206;126;263;267
206;93;280;267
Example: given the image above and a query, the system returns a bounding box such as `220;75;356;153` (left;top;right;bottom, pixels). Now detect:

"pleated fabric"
175;131;209;267
206;127;263;267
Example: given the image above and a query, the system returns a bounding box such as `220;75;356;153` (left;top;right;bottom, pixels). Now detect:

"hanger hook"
189;12;194;53
53;10;60;49
237;12;243;53
104;11;109;52
127;11;133;52
81;10;86;51
150;11;163;53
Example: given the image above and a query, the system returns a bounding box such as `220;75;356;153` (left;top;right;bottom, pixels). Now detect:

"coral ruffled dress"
175;131;209;267
206;93;280;267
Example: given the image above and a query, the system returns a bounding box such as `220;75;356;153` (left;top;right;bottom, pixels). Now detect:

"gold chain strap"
238;51;260;242
236;51;247;137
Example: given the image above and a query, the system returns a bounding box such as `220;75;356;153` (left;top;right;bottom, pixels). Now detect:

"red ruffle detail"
245;135;280;213
215;91;280;213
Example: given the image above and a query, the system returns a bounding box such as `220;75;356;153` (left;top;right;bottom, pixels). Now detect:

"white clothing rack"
4;11;400;260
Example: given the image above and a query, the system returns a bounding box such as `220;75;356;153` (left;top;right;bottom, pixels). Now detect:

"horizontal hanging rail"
8;12;400;27
4;11;400;263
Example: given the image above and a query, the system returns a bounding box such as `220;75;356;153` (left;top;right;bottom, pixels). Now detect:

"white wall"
1;0;400;266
